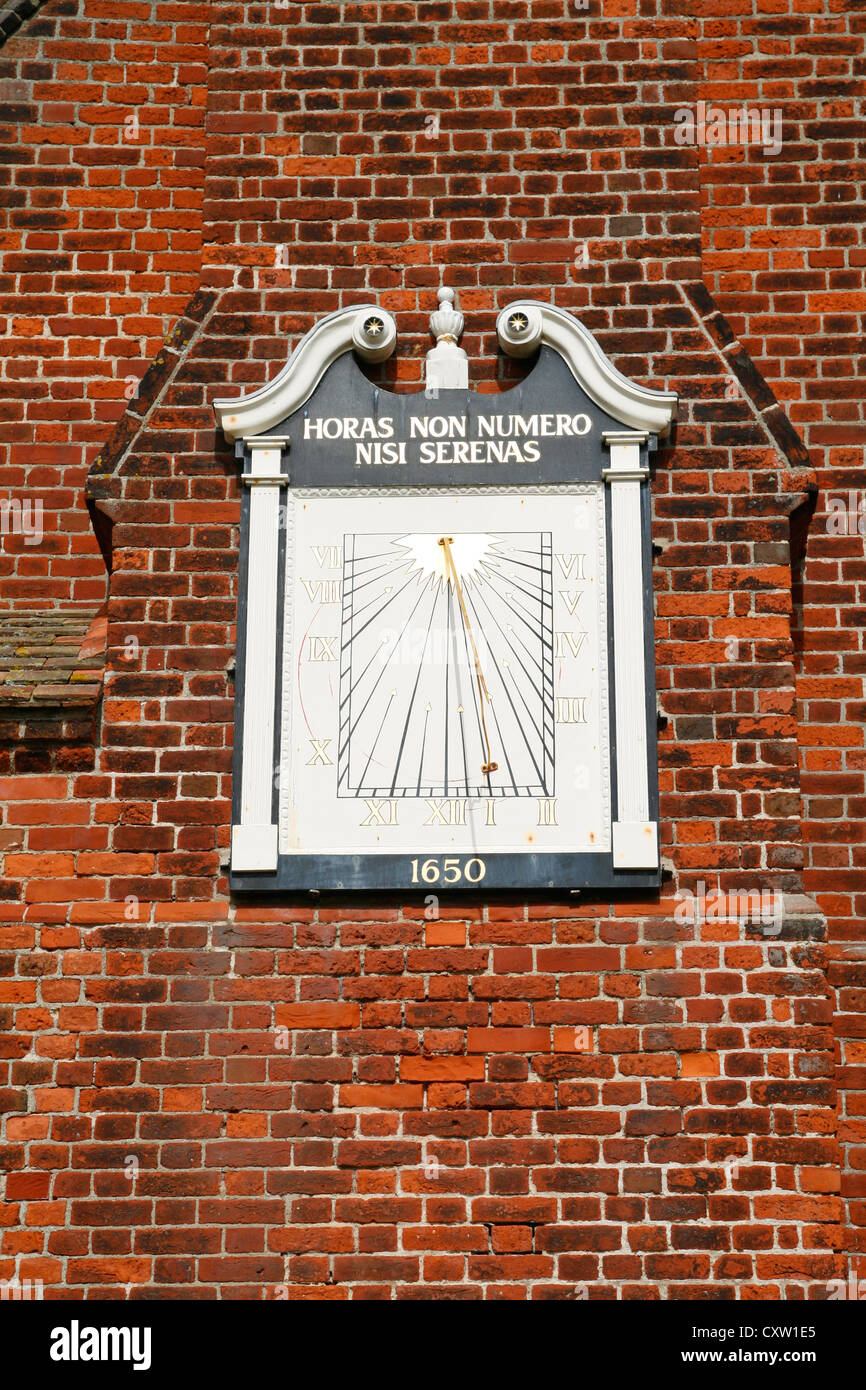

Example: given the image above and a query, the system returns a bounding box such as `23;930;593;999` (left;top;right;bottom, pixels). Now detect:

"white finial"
430;284;464;346
426;284;468;390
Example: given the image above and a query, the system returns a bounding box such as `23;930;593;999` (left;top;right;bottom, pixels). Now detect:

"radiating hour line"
490;665;548;793
344;548;396;568
484;566;548;614
389;590;439;795
472;584;551;705
458;703;470;795
345;551;400;576
455;587;494;792
338;579;434;761
448;592;473;797
480;569;551;654
483;679;519;794
474;578;547;681
344;566;418;633
501;657;548;758
357;690;396;793
344;556;411;598
487;553;547;576
340;574;432;715
417;704;430;795
465;587;549;792
443;582;451;796
466;585;550;744
482;556;546;607
467;582;548;707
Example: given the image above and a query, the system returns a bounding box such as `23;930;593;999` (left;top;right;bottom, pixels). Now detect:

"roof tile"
0;608;106;709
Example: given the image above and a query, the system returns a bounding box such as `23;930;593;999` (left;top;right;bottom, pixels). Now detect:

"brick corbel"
84;289;219;571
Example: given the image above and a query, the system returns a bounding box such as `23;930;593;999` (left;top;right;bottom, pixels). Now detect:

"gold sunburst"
393;533;502;589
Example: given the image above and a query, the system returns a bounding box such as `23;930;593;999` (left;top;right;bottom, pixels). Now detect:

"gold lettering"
300;579;342;603
307;739;333;766
555;553;586;581
424;798;467;827
361;799;398;826
305;636;337;662
554;631;587;658
558;592;584;616
556;697;587;724
312;545;342;568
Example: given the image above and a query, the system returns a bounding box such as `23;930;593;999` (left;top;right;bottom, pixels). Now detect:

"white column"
231;436;289;872
602;431;658;870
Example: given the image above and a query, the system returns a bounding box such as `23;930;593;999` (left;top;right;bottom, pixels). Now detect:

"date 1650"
409;857;486;884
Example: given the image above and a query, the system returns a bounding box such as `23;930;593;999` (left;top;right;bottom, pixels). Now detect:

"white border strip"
602;432;659;869
231;440;287;872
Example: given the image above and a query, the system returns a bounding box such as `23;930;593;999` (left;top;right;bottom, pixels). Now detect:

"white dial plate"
278;487;610;856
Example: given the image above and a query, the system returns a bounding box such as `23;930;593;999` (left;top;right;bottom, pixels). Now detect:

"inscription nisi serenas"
302;411;593;467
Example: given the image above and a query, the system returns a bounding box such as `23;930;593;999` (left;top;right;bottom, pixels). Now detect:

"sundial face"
280;488;609;872
223;304;668;892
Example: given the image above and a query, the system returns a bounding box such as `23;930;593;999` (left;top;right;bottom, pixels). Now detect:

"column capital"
602;431;649;484
245;435;291;450
602;430;648;447
243;436;290;485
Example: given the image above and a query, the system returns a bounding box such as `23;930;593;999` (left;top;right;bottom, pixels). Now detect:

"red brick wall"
695;1;866;1263
0;0;860;1298
0;0;207;609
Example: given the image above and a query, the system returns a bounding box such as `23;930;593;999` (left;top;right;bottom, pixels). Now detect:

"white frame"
216;299;677;877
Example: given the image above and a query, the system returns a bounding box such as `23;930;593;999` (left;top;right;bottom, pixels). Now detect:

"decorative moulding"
213;294;677;446
496;300;677;439
213;305;398;443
